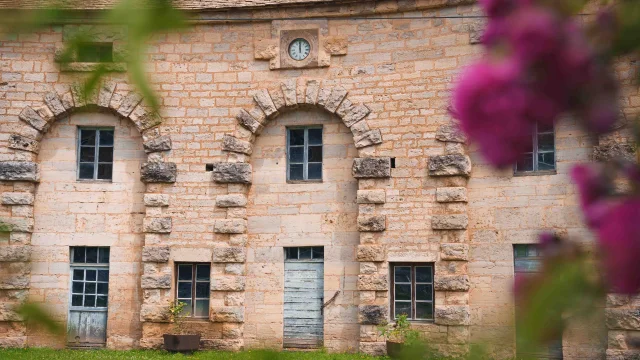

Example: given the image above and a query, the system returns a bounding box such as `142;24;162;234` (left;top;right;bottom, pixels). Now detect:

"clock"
288;38;311;61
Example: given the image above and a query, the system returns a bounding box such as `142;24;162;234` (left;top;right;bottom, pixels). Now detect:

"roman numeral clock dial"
288;38;311;61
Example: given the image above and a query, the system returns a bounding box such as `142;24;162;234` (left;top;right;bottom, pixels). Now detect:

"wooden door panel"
284;261;323;349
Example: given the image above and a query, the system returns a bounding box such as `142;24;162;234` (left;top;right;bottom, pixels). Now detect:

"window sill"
513;170;557;177
286;179;323;184
77;179;113;183
60;62;127;72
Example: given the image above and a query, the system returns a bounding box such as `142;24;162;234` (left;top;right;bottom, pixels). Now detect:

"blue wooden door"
283;260;324;348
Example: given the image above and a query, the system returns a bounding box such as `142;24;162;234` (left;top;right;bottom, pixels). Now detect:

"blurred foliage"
15;302;64;336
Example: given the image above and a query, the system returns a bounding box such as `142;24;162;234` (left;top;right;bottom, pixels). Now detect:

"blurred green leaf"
16;302;63;336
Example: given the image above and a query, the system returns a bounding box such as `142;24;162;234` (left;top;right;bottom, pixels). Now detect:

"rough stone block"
143;194;169;207
60;91;74;111
253;89;277;117
0;274;29;289
359;305;388;325
434;305;470;326
280;79;297;107
214;219;247;234
0;246;30;262
357;275;388;291
140;305;169;322
97;81;116;108
321;86;348;113
216;194;247;208
0;218;33;233
340;103;371;127
143;135;172;153
441;244;469;261
0;303;21;322
434;275;470;292
212;163;252;184
140;162;177;183
116;92;143;117
222;135;252;155
236;109;263;134
225;264;245;276
432;215;468;230
1;193;34;206
606;309;640;330
212;247;246;263
436;187;468;203
358;215;386;232
211;276;245;291
19;106;48;132
211;307;244;323
202;339;244;351
357;190;385;204
305;80;320;104
359;342;387;356
352;157;391;178
324;36;348;55
360;262;377;275
0;162;39;182
436;124;466;143
143;217;172;233
141;274;171;289
428;155;471;177
142;246;170;263
356;245;386;262
593;142;636;162
9;135;39;153
43;91;66;116
354;129;382;148
129;105;162;132
254;39;277;59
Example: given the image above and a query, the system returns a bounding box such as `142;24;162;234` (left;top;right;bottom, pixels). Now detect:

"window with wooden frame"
286;126;323;182
390;263;434;321
70;247;110;308
515;122;556;174
77;128;114;181
284;246;324;261
175;263;210;318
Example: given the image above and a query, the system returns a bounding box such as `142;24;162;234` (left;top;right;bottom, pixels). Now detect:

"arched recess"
207;79;392;353
0;82;176;348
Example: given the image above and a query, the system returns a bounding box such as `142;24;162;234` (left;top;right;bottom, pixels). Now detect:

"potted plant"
378;314;421;359
163;300;201;353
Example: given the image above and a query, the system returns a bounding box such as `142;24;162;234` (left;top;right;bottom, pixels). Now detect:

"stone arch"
207;79;392;352
0;82;176;348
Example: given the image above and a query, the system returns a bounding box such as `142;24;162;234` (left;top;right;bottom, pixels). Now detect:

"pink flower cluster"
453;0;618;167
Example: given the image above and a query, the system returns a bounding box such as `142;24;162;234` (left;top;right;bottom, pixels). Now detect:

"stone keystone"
305;80;320;105
9;135;39;153
1;193;34;206
19;106;49;132
356;245;386;262
432;215;468;230
428;155;471;177
212;163;252;184
280;79;297;107
0;162;39;182
253;89;278;117
140;162;177;183
222;135;253;155
441;244;469;261
435;305;470;326
359;305;388;325
143;217;172;233
352;157;391;178
213;247;246;263
434;275;470;292
236;109;263;134
143;194;169;207
357;190;386;204
214;219;247;234
211;307;244;323
436;187;468;203
0;246;31;262
141;274;171;289
143;135;172;153
435;124;466;143
141;246;170;262
357;275;388;291
211;275;245;291
215;194;248;208
357;215;386;232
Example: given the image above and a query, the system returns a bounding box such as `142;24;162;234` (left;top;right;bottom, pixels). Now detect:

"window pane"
289;164;303;180
73;269;84;281
299;247;312;259
514;245;528;258
312;247;324;259
285;248;298;260
394;266;411;283
99;130;114;146
98;248;110;264
538;133;554;152
97;164;113;180
289;129;304;146
79;163;95;179
195;300;209;317
72;282;84;294
85;283;96;294
196;265;210;281
178;265;192;281
308;146;322;163
395;302;411;318
84;295;96;307
98;147;113;162
415;267;432;283
416;302;433;320
98;270;109;282
179;300;192;316
80;130;96;146
86;249;98;264
96;295;108;307
308;163;322;180
72;295;83;306
538;122;554;133
86;269;96;281
538;152;555;171
308;128;322;145
97;282;108;295
289;146;304;163
178;282;192;299
516;153;534;172
72;248;85;263
80;147;95;162
395;284;411;301
416;284;433;301
196;282;210;298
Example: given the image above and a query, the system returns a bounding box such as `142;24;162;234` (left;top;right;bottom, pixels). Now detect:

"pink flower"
479;0;515;18
570;165;612;226
507;7;563;64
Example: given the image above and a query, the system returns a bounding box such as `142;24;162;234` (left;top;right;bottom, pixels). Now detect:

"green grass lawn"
0;348;388;360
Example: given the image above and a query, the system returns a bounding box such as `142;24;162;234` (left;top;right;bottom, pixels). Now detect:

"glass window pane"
308;163;322;180
299;247;312;259
312;247;324;259
289;164;303;180
289;129;304;146
178;282;192;299
85;269;96;281
98;147;113;162
80;130;96;146
72;282;84;294
416;284;433;301
178;265;192;281
289;146;304;163
308;128;322;145
514;245;528;258
80;147;95;162
72;295;83;306
538;152;555;171
395;302;411;318
98;270;109;282
196;265;210;281
285;247;298;260
72;248;85;263
538;122;554;133
97;164;113;180
97;282;108;295
85;283;96;294
96;295;108;307
195;282;210;298
416;302;433;320
98;248;110;264
516;153;534;172
73;269;84;281
395;284;411;301
84;295;96;307
195;300;209;317
79;163;94;179
527;245;540;257
415;267;432;283
99;130;114;146
394;266;411;283
86;248;98;264
179;300;192;317
308;146;322;163
538;133;554;152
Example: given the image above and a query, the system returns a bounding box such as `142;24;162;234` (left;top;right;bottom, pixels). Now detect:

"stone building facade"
0;0;638;358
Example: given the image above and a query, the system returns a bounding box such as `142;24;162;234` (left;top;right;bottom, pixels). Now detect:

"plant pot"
386;340;404;359
163;334;201;353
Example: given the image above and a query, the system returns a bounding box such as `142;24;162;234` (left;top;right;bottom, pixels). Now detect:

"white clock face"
288;38;311;61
